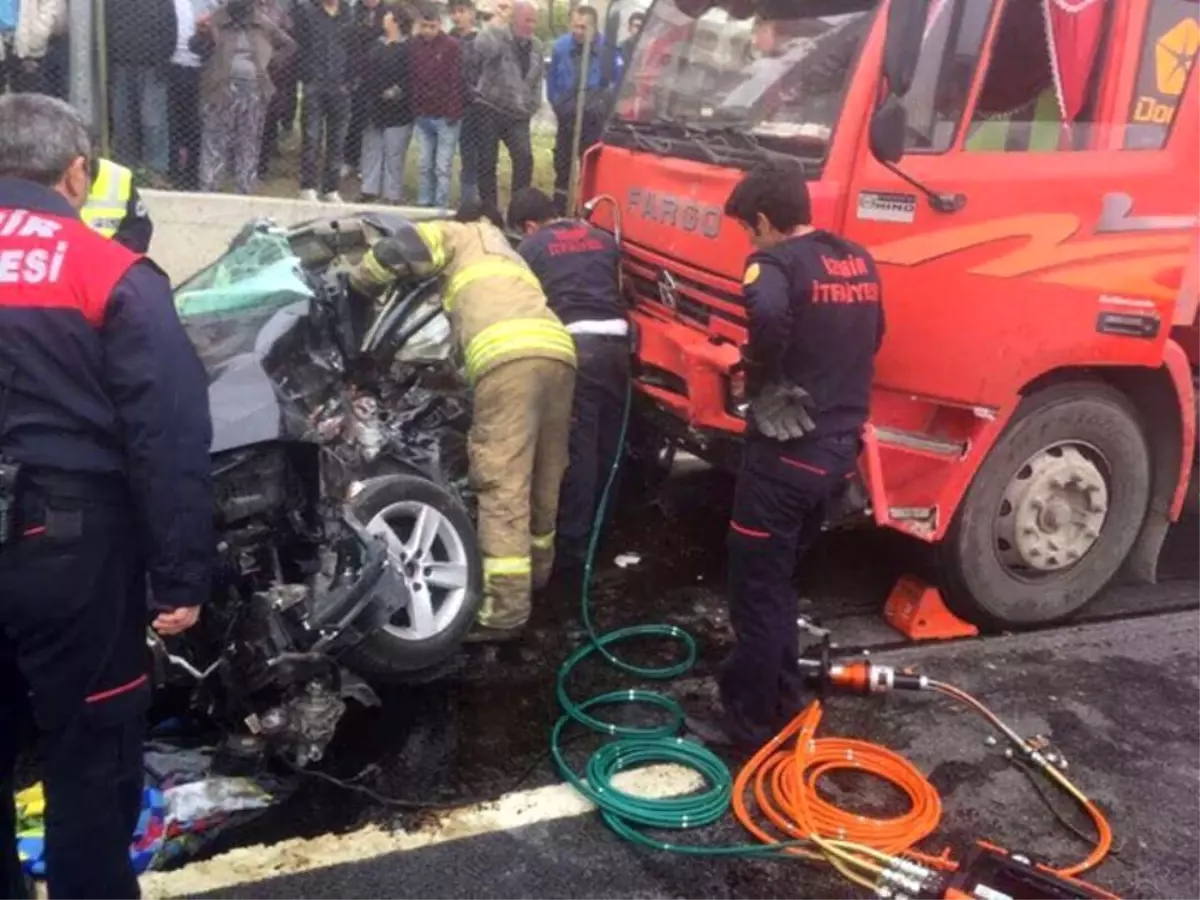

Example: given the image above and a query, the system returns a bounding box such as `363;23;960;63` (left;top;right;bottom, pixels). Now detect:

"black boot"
537;559;586;599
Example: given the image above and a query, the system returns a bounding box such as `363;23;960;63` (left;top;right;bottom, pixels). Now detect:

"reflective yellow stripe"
82;159;132;239
479;594;496;620
531;531;555;550
415;221;447;270
361;248;394;286
443;259;542;311
484;556;532;579
464;318;577;383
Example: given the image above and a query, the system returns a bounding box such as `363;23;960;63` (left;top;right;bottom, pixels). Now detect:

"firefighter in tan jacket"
350;213;578;642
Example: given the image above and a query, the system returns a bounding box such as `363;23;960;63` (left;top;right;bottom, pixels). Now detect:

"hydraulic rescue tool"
551;203;1119;900
556;583;1119;898
774;620;1117;898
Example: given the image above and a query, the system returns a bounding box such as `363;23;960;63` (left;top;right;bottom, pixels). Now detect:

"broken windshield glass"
174;218;471;499
614;0;877;158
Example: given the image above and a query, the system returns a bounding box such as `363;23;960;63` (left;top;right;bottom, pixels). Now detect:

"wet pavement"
148;462;1200;899
154;610;1200;899
183;465;953;849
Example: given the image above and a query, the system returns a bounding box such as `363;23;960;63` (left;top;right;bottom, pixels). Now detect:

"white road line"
140;764;705;899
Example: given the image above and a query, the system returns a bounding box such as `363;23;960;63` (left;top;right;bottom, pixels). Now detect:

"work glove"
734;346;769;399
750;382;817;442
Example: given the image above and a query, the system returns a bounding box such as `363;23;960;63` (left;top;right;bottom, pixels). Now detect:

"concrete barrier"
141;190;443;285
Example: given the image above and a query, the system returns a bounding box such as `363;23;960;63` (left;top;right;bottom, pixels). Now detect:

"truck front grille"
628;271;713;327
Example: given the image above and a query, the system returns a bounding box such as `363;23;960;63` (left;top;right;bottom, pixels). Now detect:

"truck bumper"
631;308;744;434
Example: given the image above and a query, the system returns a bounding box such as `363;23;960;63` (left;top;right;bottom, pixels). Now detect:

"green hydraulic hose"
548;380;796;857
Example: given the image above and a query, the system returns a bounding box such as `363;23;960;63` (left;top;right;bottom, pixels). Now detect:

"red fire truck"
582;0;1199;629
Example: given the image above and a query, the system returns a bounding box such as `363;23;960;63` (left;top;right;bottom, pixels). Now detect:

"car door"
840;0;1199;410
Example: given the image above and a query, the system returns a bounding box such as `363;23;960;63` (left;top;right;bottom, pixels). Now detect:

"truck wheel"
941;382;1151;630
344;475;482;680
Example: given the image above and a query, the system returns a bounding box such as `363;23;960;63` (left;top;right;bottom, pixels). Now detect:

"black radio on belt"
0;455;21;547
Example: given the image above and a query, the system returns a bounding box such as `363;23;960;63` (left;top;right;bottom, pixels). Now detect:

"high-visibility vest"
966;88;1063;152
81;159;134;239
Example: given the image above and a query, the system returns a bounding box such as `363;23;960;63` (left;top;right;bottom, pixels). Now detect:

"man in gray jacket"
472;0;542;209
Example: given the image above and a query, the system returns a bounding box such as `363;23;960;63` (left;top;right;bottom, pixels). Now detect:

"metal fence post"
566;27;593;214
94;0;110;157
68;0;96;130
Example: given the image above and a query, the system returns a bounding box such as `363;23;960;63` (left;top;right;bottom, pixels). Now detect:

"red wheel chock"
883;575;979;641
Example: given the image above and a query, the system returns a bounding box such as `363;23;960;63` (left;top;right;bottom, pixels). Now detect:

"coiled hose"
549;379;769;854
549;380;1113;891
548;381;937;864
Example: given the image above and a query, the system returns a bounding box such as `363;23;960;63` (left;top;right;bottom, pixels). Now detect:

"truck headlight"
725;372;749;419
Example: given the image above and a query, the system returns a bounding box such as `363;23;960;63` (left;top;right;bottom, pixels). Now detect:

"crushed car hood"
175;220;471;494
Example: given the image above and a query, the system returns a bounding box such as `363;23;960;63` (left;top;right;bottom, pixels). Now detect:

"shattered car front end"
158;215;479;766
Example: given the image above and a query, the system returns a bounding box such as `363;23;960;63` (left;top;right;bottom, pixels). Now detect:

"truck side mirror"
868;0;928;167
881;0;930;99
869;95;908;165
866;0;963;214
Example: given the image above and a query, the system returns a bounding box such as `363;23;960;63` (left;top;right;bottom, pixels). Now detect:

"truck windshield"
611;0;877;163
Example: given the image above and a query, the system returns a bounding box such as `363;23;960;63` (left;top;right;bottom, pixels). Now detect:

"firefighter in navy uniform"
82;156;154;253
508;187;629;586
686;162;885;750
0;95;213;899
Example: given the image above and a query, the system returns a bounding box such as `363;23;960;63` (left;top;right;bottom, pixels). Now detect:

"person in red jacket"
409;1;464;208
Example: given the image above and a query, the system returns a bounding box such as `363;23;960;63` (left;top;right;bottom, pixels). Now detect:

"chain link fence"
66;0;645;216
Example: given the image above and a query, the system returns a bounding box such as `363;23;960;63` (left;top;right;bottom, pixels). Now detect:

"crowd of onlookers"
0;1;70;98
38;0;645;209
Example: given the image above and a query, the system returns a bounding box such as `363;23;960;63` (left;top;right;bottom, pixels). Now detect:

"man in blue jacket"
0;94;213;899
508;186;629;588
547;4;621;212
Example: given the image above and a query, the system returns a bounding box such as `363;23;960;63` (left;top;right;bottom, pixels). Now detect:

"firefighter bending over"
686;162;885;749
349;208;578;643
82;157;153;253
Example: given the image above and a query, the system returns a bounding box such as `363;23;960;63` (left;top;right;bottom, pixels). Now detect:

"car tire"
940;381;1151;631
344;474;482;681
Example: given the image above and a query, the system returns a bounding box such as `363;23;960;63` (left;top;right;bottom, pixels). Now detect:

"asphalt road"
149;611;1200;900
143;464;1200;899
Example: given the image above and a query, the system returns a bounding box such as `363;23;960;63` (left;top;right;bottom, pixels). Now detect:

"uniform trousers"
469;357;576;629
1;478;150;899
721;433;859;744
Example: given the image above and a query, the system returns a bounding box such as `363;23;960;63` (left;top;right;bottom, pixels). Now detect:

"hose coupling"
889;857;934;880
878;867;925;895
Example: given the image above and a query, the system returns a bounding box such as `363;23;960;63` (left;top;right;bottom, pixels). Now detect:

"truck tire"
344;474;482;681
940;382;1151;630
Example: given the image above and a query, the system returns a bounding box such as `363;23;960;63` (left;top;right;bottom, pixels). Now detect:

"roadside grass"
238;125;560;211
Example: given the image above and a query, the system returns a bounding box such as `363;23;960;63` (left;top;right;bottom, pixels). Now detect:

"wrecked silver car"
157;214;479;766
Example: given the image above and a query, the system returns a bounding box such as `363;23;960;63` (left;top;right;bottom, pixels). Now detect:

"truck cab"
581;0;1199;629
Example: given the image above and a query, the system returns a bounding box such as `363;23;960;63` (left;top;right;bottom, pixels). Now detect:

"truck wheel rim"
365;500;470;641
994;442;1110;575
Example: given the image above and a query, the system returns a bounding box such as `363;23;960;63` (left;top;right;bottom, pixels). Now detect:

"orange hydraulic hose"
732;686;1115;892
732;700;942;860
928;681;1114;878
